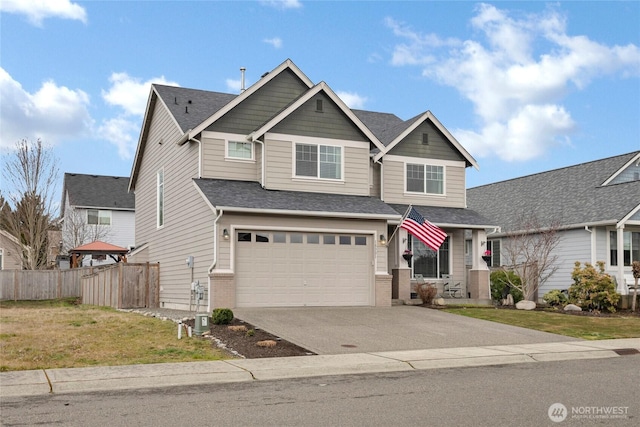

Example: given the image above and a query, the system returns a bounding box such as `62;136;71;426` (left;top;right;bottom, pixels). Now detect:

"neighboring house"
0;230;22;270
60;173;135;267
128;59;494;310
467;151;640;297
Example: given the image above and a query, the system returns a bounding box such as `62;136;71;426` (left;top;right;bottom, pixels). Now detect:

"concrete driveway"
233;306;579;355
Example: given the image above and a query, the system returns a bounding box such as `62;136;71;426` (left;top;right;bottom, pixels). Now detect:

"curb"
2;338;638;398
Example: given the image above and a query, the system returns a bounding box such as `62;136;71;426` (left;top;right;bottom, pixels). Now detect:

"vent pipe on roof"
240;67;246;93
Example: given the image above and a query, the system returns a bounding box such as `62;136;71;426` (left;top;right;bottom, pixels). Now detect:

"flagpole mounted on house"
385;205;413;247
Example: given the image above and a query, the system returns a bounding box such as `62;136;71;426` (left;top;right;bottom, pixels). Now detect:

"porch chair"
442;274;463;298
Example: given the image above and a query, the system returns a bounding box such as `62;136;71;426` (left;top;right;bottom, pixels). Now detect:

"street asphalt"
2;306;639;398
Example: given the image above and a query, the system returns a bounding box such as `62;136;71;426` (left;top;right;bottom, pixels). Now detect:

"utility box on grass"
194;313;209;336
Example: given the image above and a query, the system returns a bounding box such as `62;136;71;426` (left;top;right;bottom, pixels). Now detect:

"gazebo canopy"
70;240;129;268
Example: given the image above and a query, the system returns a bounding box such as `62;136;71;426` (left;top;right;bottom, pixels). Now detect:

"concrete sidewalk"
2;338;638;398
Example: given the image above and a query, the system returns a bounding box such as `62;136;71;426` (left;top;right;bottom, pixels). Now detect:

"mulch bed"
185;318;315;359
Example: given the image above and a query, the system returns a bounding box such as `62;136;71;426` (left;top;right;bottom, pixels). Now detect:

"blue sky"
1;0;639;204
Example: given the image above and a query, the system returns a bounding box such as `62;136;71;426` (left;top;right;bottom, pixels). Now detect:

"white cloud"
336;91;367;109
226;79;241;93
0;67;93;149
0;0;87;26
263;37;283;49
97;117;139;160
102;72;179;116
387;4;640;162
260;0;302;10
100;72;179;159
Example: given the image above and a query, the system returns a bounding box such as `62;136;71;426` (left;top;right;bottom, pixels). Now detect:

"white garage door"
235;230;372;307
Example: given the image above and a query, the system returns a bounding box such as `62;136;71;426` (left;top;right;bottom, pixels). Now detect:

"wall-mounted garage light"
223;228;230;240
379;234;387;245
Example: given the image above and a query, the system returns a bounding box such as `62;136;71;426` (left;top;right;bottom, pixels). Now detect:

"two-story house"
129;59;494;311
60;173;135;267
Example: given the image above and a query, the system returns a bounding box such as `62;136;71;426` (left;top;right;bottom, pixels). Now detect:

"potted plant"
402;249;413;266
482;250;492;266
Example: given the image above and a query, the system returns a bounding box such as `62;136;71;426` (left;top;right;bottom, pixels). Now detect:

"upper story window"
406;163;444;194
227;141;253;160
87;209;111;226
295;143;342;180
157;169;164;228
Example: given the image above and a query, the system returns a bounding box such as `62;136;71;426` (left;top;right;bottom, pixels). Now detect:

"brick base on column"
468;269;491;300
375;274;392;307
210;272;236;309
392;268;411;301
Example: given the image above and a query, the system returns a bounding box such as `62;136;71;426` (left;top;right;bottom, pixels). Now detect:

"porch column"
468;229;491;300
392;229;412;301
616;225;627;295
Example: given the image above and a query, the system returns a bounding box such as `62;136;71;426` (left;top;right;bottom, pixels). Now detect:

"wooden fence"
0;268;89;301
0;263;160;309
82;263;159;309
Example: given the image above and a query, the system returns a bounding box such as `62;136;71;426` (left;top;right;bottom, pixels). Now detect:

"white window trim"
157;168;164;229
225;140;255;162
409;234;452;280
404;162;446;197
87;209;112;226
292;142;345;182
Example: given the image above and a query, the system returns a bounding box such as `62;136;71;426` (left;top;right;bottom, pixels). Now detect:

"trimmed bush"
543;289;567;307
212;308;234;325
490;270;523;303
568;261;620;313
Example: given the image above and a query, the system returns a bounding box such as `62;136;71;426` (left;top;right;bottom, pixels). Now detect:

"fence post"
145;262;150;308
118;262;124;309
13;270;18;301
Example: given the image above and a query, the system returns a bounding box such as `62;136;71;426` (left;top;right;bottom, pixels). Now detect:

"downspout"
254;139;265;188
584;226;596;265
191;137;202;178
208;209;224;313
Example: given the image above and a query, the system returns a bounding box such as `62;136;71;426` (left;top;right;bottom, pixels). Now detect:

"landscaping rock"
503;294;514;306
564;303;582;312
434;297;446;306
515;300;536;310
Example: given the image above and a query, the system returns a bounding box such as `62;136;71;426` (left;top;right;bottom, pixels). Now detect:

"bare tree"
1;139;59;269
632;261;640;312
501;215;561;301
62;207;112;252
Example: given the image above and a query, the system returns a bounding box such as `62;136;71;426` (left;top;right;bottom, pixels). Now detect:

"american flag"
400;207;447;251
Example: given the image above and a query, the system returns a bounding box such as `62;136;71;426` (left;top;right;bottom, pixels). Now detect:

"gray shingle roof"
153;84;236;133
194;179;400;218
352;109;405;146
389;204;495;228
467;152;640;232
63;173;134;211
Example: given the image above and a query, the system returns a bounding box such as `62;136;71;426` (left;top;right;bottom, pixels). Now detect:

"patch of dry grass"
0;299;227;371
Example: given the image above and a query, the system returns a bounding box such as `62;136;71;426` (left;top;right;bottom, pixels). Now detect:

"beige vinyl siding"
264;136;370;195
207;69;309;134
382;158;466;207
271;94;369;142
215;213;388;275
133;98;215;310
388;121;467;162
370;161;381;197
201;134;258;181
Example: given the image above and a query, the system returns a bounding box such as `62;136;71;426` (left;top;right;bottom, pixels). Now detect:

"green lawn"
443;307;640;340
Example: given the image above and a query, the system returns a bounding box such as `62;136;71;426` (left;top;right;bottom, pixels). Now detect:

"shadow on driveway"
233;306;579;355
